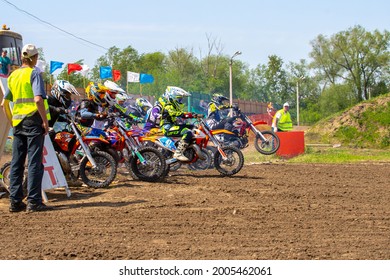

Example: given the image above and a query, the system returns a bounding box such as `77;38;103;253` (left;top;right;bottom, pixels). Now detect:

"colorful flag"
80;65;90;77
36;60;46;74
127;71;140;83
50;61;64;74
100;66;112;79
68;63;82;75
140;73;154;84
113;69;121;81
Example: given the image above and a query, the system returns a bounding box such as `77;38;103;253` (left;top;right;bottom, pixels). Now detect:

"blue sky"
2;0;390;70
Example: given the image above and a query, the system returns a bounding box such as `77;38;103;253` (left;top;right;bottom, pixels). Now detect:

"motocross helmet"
165;86;191;110
103;80;127;106
211;93;229;106
51;80;80;108
135;97;153;114
85;82;109;106
115;92;129;105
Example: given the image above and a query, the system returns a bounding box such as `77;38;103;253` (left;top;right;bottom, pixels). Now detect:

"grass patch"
242;146;390;164
283;147;390;164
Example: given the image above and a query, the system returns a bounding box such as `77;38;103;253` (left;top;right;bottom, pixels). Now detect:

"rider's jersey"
207;101;231;129
160;101;185;127
144;97;166;130
75;99;102;127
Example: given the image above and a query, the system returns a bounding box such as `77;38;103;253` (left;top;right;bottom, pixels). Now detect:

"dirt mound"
305;93;390;147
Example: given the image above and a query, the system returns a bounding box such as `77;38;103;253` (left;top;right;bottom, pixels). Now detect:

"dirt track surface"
0;162;389;260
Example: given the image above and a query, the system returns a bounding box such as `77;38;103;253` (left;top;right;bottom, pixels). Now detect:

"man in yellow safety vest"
1;44;52;213
272;102;293;132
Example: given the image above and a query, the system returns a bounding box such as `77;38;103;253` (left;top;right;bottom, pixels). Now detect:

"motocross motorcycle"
51;113;117;188
103;115;167;182
142;114;245;176
208;106;280;155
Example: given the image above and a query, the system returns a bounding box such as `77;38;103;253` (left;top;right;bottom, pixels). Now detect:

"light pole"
229;51;242;113
296;76;305;126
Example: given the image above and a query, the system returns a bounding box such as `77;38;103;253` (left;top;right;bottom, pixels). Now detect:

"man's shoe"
26;202;53;213
9;201;27;212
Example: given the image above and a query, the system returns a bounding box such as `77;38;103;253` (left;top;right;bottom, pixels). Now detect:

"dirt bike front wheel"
0;161;28;197
79;151;117;188
129;146;167;182
254;130;280;155
214;146;244;176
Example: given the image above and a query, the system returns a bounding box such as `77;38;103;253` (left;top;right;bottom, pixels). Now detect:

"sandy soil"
0;156;389;260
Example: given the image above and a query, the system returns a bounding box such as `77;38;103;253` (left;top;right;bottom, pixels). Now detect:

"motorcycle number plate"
159;136;176;150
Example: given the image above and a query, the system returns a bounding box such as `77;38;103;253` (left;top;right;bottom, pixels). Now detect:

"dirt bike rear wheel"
129;146;167;182
206;146;217;169
79;151;117;188
214;146;244;176
0;161;28;197
254;130;280;155
187;148;212;171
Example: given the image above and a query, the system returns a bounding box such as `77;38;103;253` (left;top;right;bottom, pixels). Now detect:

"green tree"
264;55;289;105
319;83;357;117
310;25;390;102
247;63;268;102
165;47;199;91
137;52;167;96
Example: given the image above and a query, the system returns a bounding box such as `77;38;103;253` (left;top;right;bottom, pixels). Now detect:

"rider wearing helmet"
103;80;140;123
160;86;197;161
206;93;236;130
48;80;80;127
135;97;152;120
144;96;167;131
75;82;109;128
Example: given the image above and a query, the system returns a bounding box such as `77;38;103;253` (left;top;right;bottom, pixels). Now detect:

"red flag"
67;63;82;75
113;69;121;81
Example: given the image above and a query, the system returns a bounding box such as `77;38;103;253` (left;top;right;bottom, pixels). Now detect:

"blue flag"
140;73;154;84
50;61;64;74
100;66;112;79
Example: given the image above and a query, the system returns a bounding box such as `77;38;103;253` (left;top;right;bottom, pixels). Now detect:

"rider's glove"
272;126;278;133
182;112;193;118
95;113;107;120
232;104;239;110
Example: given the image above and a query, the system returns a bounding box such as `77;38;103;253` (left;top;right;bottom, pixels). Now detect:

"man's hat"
22;44;38;59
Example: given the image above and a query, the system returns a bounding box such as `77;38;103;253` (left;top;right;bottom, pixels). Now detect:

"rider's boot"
173;140;190;161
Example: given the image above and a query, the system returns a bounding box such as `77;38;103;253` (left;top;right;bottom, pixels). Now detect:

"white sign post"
41;134;71;201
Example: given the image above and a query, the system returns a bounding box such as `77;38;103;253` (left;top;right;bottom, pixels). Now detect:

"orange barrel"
276;131;305;158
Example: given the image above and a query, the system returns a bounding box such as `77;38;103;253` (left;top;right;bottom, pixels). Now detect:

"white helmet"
103;80;126;94
135;97;152;114
115;92;129;104
104;80;127;106
164;86;190;110
51;80;80;108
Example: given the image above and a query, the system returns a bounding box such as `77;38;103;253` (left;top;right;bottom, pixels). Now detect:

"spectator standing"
1;44;52;212
0;50;11;76
272;102;293;132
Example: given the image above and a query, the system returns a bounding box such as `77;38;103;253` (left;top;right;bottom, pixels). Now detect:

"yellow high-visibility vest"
273;108;292;131
7;67;50;127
